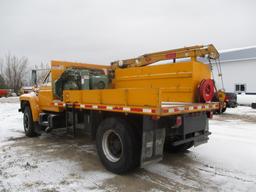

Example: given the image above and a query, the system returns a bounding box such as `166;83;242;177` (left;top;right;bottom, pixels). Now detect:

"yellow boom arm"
111;44;219;69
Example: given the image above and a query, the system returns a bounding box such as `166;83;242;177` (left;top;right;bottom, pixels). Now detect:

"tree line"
0;54;49;94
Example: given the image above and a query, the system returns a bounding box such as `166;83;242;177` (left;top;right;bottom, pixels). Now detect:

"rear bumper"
172;131;211;146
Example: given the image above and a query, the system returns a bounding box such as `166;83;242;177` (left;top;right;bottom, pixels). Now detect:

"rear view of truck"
19;44;220;174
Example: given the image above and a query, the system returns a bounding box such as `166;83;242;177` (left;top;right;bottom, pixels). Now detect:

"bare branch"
2;53;29;93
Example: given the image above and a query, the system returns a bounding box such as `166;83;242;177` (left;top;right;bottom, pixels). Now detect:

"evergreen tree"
0;74;6;89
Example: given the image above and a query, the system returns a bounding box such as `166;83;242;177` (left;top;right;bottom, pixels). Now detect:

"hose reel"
198;79;215;102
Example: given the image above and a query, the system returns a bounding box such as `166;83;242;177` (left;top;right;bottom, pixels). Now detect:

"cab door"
38;71;60;112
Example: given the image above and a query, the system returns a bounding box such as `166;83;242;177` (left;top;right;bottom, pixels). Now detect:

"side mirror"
31;70;37;86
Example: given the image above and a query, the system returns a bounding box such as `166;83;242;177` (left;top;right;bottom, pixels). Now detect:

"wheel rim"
24;113;29;132
102;129;123;163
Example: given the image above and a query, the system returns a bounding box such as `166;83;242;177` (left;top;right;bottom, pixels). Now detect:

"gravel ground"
0;97;256;192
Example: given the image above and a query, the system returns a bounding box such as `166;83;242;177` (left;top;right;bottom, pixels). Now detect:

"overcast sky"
0;0;255;66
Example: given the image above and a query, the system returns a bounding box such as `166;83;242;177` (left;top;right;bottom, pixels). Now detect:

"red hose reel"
198;79;215;102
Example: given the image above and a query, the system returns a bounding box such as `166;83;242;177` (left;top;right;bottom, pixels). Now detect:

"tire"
215;107;224;114
165;141;194;153
96;117;140;174
221;106;227;113
23;106;37;137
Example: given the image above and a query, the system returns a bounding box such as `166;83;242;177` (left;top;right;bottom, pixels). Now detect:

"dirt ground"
0;97;256;192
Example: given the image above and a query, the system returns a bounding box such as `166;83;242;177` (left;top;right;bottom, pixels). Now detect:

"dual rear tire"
96;118;140;174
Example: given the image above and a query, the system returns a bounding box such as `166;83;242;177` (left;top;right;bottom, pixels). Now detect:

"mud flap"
140;116;166;167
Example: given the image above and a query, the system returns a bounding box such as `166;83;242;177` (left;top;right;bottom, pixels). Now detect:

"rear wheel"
96;117;140;174
221;106;227;113
23;106;37;137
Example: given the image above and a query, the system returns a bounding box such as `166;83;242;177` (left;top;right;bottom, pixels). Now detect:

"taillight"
171;116;183;128
176;116;182;127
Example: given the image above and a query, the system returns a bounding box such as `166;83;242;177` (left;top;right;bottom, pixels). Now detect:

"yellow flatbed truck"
19;44;220;174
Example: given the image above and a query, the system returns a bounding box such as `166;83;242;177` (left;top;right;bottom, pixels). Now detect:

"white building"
212;46;256;95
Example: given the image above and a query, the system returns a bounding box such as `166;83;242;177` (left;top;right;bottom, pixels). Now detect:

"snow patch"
0;102;24;143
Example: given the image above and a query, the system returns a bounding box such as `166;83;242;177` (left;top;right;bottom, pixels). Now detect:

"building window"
235;84;246;93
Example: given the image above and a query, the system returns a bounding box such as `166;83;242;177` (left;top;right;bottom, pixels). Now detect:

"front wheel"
96;118;140;174
23;106;37;137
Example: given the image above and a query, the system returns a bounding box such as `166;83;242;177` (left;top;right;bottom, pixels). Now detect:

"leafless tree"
0;58;4;75
2;54;29;93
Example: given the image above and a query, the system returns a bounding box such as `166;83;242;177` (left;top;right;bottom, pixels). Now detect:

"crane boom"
111;44;219;69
